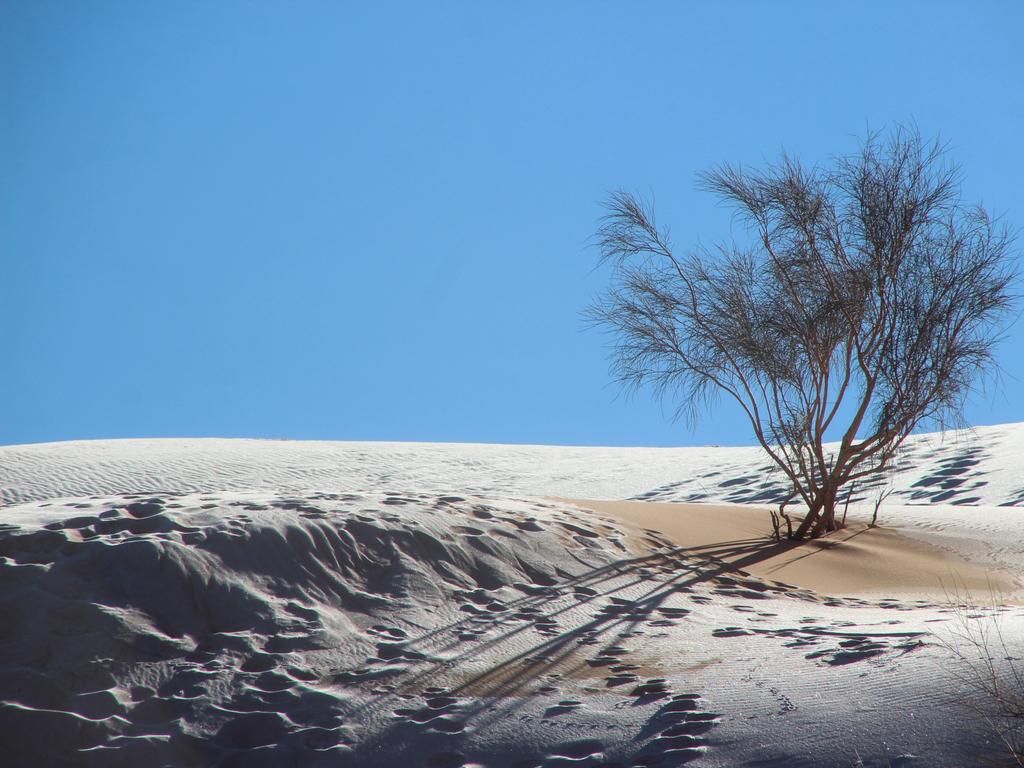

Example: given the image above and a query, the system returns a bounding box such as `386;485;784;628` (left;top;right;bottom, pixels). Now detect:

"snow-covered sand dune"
3;422;1022;507
2;424;1023;766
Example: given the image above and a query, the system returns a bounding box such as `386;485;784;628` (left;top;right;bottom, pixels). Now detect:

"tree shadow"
339;534;825;762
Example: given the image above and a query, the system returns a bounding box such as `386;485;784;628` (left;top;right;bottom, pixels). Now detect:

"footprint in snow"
367;624;408;641
636;694;720;765
393;692;467;734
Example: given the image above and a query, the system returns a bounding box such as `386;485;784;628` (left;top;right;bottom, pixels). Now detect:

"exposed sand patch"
567;499;1020;600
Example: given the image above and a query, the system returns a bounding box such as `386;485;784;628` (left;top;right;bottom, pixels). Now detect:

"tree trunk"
792;497;823;539
810;487;838;538
792;486;839;540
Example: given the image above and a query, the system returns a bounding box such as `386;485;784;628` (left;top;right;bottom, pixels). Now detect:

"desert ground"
2;424;1023;766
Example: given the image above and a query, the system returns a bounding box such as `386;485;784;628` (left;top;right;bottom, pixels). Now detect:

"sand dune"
572;499;1022;600
2;425;1023;766
1;491;644;766
2;422;1022;507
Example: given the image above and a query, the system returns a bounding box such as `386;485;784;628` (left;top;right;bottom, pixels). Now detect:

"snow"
1;423;1022;766
2;422;1021;508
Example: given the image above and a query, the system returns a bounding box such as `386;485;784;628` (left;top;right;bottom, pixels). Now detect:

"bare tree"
590;128;1017;539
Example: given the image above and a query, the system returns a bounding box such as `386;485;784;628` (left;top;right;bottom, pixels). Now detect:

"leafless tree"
590;128;1017;539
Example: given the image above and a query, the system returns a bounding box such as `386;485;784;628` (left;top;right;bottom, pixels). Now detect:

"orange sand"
566;499;1019;600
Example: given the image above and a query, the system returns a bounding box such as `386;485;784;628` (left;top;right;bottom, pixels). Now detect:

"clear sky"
2;1;1022;447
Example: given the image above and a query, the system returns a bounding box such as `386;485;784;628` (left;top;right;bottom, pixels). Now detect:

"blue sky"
2;1;1022;447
